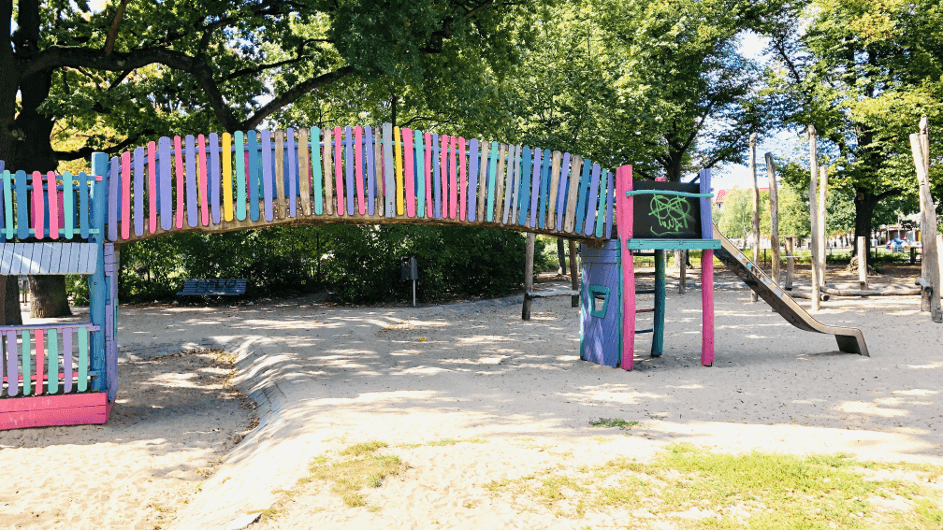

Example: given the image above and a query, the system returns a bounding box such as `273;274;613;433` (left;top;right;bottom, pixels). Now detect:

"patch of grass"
483;443;943;526
589;418;640;430
310;442;407;507
428;438;460;446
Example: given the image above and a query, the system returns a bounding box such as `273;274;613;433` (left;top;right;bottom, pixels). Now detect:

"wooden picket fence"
0;323;99;397
98;125;616;243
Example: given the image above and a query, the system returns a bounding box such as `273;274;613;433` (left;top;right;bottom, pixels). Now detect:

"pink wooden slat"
334;126;345;216
403;127;415;217
32;171;44;239
174;136;185;229
148;141;157;233
121;151;131;239
35;329;44;395
198;134;209;226
615;165;635;370
448;136;457;219
46;172;59;239
424;133;434;218
459;137;467;221
440;134;449;217
354;126;365;215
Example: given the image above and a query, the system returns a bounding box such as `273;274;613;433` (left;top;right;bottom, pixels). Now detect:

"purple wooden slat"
185;135;198;227
62;328;73;393
261;130;274;222
209;133;221;224
287;128;298;218
6;331;16;396
583;163;601;236
605;170;614;239
159;137;172;230
366;126;376;216
467;139;479;222
108;157;119;241
432;133;441;219
133;147;144;236
344;126;355;214
700;168;713;239
529;148;542;228
556;153;571;230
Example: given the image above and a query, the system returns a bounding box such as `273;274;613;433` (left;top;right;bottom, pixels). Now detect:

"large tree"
1;0;529;319
763;0;943;253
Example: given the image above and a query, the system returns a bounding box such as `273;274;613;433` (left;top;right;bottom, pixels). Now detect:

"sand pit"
2;271;942;529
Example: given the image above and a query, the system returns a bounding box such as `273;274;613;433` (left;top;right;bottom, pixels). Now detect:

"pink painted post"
459;138;467;221
449;135;457;219
615;165;636;370
402;127;415;217
46;172;59;239
32;171;45;239
147;141;157;233
334;126;345;216
34;330;44;396
699;168;715;366
355;126;366;215
174;136;185;229
121;151;131;239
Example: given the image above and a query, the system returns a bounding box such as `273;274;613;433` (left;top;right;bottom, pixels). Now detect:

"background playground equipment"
0;154;118;429
0;123;868;428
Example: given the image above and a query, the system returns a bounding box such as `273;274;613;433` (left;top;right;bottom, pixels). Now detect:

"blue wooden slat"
528;148;541;228
517;147;532;226
15;170;29;239
261;129;274;222
185;135;198;227
467;139;479;222
365;126;376;216
248;130;260;222
210;132;222;224
574;160;592;234
556;153;571;229
605;170;614;239
583;163;601;236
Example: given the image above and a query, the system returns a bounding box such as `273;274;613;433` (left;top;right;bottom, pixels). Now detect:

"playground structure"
0;124;867;429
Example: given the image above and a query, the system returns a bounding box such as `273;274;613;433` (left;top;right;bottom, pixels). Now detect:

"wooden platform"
0;392;111;430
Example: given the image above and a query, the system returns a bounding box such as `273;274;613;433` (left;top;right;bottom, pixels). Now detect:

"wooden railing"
0;323;101;397
0;171;103;242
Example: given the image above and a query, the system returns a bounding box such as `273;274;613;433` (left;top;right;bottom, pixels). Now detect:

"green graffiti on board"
649;195;694;236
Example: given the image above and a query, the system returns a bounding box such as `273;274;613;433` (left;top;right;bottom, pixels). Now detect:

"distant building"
713;187;769;210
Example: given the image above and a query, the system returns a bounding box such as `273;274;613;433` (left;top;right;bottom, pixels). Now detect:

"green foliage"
324;224;527;304
716;188;770;240
65;275;90;306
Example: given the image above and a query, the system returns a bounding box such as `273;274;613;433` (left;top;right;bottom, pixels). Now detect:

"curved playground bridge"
75;124;615;244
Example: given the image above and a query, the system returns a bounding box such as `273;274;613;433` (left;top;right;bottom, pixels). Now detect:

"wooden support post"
808;127;821;311
652;249;665;357
678;250;686;294
785;236;795;290
557;238;566;275
568;240;579;308
522;232;535;321
910;117;942;322
857;236;868;290
815;166;828;306
750;133;759;302
699;168;715;367
89;152;108;393
765;153;780;285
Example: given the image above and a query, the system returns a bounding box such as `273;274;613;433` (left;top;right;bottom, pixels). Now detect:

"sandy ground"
2;268;943;529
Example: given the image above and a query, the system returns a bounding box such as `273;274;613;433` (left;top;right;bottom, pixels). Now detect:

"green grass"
484;443;943;528
310;441;408;507
589;418;641;430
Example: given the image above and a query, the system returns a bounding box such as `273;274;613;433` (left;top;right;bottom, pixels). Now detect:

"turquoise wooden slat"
467;139;479;222
528;148;541;228
287;128;298;218
78;326;88;392
574;160;592;233
47;329;58;394
248;130;260;222
15;170;28;239
604;170;614;239
209;133;222;224
583;163;601;236
3;171;12;240
311;127;323;215
517;147;532;226
261;130;274;222
185;135;198;227
235;131;248;221
595;168;609;238
158;136;172;229
79;173;90;239
538;149;550;229
63;172;74;239
486;140;498;222
414;129;424;218
134;147;145;236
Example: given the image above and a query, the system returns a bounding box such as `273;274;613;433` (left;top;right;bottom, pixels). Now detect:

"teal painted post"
652;249;666;357
89;152;108;393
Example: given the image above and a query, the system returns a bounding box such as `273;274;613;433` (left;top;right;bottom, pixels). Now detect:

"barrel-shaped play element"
580;240;623;367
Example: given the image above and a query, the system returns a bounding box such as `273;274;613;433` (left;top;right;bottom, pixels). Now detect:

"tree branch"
54;130;154;161
104;0;132;55
242;66;354;130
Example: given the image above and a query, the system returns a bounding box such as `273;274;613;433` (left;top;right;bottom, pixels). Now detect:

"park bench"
177;278;247;296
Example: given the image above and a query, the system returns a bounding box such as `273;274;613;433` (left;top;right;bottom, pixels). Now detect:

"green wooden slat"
595;170;609;238
48;329;58;394
63;172;75;239
235;131;247;221
311;127;323;215
21;329;30;395
78;326;88;392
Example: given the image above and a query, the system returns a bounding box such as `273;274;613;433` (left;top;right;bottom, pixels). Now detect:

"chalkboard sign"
631;181;702;239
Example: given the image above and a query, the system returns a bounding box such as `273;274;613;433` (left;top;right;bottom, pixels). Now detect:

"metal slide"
712;224;869;356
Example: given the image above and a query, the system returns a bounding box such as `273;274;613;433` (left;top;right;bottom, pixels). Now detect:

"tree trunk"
556;238;566;275
853;188;877;259
0;276;22;325
29;275;72;318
